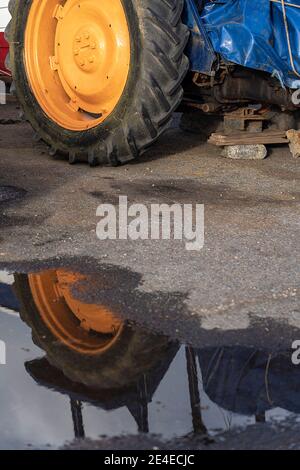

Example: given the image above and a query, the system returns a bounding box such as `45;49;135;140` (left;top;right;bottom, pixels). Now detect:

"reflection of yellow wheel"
14;271;177;389
7;0;189;165
28;269;123;355
25;0;130;131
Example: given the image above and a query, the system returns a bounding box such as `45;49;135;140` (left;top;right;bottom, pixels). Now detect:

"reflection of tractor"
25;347;207;438
5;270;300;440
198;347;300;421
14;269;177;389
28;342;300;440
5;1;300;165
25;355;176;436
13;268;205;437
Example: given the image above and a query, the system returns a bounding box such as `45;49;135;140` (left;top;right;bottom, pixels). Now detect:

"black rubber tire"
6;0;189;166
13;274;177;389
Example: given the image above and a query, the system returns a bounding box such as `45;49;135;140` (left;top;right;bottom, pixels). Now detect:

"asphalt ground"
0;102;300;449
0;102;299;349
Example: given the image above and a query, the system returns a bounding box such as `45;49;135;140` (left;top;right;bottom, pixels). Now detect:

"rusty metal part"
224;107;270;133
185;67;300;113
181;100;221;113
213;69;298;110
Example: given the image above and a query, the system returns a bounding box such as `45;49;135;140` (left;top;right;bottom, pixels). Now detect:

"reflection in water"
0;268;299;448
25;348;202;439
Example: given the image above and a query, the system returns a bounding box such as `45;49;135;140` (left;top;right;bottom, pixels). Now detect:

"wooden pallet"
208;130;288;146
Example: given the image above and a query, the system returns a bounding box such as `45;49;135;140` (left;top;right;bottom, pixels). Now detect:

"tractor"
5;0;300;165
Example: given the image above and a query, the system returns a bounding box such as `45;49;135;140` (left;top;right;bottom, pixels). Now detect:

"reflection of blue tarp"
199;0;300;88
197;347;300;415
0;283;19;312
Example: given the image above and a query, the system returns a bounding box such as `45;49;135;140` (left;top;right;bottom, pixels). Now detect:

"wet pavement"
1;265;300;450
0;103;299;344
0;103;300;449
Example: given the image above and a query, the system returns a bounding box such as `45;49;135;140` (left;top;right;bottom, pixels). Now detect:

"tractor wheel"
6;0;189;166
13;271;176;389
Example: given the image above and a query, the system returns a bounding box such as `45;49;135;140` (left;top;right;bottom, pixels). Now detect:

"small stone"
287;129;300;158
222;144;267;160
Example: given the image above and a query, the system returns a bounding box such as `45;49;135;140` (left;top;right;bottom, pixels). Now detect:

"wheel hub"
72;29;100;73
24;0;130;130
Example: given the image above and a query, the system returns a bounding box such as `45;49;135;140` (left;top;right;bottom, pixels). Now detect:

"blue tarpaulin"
199;0;300;88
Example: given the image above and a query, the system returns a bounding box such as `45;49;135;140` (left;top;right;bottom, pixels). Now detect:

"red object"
0;32;10;76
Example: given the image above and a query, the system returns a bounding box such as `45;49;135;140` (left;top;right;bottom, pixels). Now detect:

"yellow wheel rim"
24;0;130;131
28;269;124;355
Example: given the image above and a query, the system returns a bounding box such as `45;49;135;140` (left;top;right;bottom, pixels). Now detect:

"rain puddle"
0;268;298;449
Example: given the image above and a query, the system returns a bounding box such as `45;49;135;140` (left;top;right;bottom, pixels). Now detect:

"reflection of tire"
14;274;177;389
6;0;189;166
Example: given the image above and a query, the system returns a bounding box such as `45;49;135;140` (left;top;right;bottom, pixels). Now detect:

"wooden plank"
208;130;288;146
